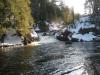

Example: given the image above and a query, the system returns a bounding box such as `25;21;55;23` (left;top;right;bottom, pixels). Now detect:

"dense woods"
0;0;99;40
31;0;80;31
0;0;79;36
31;0;63;31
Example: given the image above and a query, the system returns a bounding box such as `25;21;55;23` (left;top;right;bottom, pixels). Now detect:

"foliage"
0;26;6;37
0;0;81;36
10;0;34;36
38;21;49;32
0;0;11;37
61;6;80;25
31;0;62;21
0;0;34;37
31;0;80;31
31;0;62;31
0;0;11;28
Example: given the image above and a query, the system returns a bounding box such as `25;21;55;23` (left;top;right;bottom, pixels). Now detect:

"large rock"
55;29;72;41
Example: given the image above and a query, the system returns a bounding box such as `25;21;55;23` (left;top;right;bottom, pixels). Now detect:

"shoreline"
0;41;39;48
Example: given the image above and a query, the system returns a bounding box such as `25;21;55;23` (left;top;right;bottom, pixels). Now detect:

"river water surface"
0;35;100;75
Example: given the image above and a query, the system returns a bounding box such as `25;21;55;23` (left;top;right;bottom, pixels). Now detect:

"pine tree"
0;0;11;36
0;0;34;37
10;0;34;36
61;6;76;25
31;0;62;31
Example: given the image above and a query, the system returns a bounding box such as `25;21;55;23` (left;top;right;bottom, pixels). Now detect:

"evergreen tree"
10;0;34;36
0;0;34;38
61;6;77;25
0;0;11;36
31;0;62;31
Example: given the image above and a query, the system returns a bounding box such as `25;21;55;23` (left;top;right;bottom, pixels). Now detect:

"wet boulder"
56;34;66;41
30;31;40;41
42;32;47;36
22;32;39;45
55;29;72;41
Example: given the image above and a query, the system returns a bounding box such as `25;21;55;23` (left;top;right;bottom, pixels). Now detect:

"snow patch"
31;29;38;38
56;16;97;42
3;29;22;45
34;24;40;31
38;33;58;44
69;16;96;41
72;33;96;41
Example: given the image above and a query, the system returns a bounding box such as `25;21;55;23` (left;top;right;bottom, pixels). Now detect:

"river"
0;35;100;75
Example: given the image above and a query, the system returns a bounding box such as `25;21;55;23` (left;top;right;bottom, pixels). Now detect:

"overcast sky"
63;0;86;14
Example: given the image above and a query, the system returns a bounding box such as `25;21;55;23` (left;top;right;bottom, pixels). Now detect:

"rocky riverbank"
0;28;39;48
55;16;100;42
